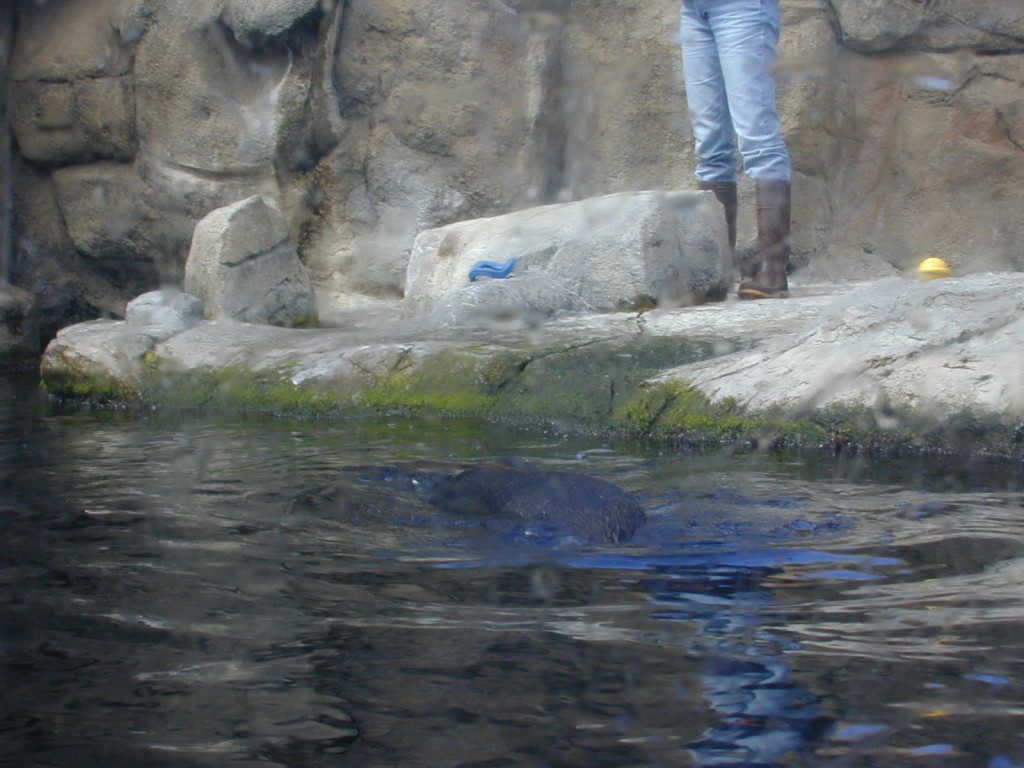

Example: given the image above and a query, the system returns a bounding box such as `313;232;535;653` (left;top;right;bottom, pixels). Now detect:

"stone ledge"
38;273;1024;457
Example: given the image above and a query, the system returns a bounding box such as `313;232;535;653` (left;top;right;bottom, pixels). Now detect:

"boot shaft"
738;179;791;299
755;179;790;261
697;180;738;251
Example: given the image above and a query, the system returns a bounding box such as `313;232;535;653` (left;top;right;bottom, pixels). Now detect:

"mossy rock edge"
40;337;1024;459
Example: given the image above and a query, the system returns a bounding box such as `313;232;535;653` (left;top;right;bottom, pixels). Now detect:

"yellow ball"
917;256;951;280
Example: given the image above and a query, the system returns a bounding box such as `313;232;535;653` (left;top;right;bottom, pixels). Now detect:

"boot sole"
737;286;789;300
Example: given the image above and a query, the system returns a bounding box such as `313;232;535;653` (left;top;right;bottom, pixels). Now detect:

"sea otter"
293;458;646;544
425;459;645;544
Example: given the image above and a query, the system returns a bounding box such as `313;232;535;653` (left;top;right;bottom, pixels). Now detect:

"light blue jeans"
680;0;790;183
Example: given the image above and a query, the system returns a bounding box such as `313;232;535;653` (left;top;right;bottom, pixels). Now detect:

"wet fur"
426;459;645;543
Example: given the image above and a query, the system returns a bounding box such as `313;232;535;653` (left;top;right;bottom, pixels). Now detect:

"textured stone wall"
787;0;1024;277
1;3;12;284
4;0;1024;333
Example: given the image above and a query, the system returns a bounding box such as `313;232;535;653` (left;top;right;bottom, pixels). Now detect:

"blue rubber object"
469;257;516;282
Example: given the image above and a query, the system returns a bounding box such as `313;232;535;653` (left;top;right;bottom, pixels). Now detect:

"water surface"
2;373;1024;767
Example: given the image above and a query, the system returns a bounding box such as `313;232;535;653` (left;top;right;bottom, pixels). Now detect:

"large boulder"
655;272;1024;418
184;196;318;327
558;1;694;198
8;77;136;168
404;190;729;326
135;0;290;175
130;0;342;236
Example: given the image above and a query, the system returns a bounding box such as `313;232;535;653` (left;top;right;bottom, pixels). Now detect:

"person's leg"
680;0;738;184
681;1;738;256
707;0;789;182
707;0;791;298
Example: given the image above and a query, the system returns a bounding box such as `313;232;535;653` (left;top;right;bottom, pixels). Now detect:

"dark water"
3;373;1024;768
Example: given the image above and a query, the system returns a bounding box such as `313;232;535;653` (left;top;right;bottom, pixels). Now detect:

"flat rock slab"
39;274;1024;444
655;273;1024;418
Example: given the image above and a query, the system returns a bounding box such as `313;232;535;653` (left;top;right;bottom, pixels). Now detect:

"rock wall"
1;3;12;286
4;0;1024;338
791;0;1024;278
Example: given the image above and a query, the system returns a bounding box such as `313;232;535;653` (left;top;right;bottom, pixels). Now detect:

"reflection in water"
3;372;1024;767
646;564;826;766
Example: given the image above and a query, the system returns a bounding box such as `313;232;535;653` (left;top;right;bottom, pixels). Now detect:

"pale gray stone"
184;196;318;327
40;318;157;388
404;191;730;321
655;273;1024;418
422;272;586;333
39;275;1024;431
125;289;204;341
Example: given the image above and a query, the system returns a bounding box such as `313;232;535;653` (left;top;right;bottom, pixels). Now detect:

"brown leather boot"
697;180;737;252
738;179;790;300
